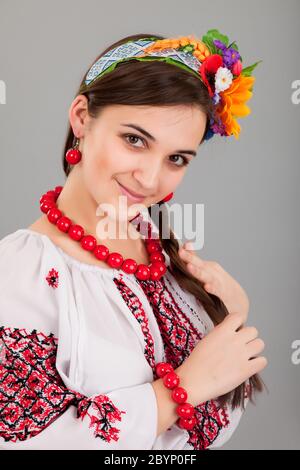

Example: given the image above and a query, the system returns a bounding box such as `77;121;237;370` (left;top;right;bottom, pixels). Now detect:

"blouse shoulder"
0;229;64;335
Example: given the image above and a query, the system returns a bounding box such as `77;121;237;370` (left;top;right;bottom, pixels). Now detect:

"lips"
116;181;146;201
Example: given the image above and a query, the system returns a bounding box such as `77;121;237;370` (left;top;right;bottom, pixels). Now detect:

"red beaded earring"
65;137;82;165
161;192;174;203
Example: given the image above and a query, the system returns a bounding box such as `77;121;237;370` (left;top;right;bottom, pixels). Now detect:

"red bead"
146;241;162;254
57;216;72;232
152;261;167;276
150;252;165;263
40;200;55;214
40;194;54;205
40;199;56;214
149;264;162;281
65;148;82;165
94;245;109;261
46;190;56;199
47;207;62;224
54;186;63;196
81;235;97;251
177;416;197;430
155;362;174;378
122;259;138;274
135;264;151;280
171;386;188;404
68;224;84;241
176;402;195;418
163;371;180;389
107;252;124;269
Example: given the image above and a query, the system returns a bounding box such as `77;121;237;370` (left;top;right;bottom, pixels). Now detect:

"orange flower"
215;74;255;139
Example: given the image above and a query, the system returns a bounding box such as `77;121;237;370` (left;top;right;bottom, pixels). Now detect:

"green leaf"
201;34;217;54
229;41;239;51
241;60;262;77
206;29;229;46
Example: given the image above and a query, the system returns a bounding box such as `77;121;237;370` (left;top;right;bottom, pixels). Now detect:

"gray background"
0;0;299;449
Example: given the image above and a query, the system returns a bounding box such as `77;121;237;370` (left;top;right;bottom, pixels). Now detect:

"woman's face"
70;97;207;220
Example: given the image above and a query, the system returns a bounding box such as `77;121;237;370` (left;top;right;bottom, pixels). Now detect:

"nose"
133;155;162;193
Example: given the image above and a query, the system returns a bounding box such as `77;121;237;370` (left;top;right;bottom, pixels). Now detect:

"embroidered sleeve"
0;327;158;450
181;398;249;450
114;274;249;450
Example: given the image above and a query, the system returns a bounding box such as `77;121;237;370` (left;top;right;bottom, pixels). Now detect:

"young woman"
0;31;267;450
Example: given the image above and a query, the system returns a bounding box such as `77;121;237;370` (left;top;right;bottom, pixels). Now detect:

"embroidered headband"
79;29;261;141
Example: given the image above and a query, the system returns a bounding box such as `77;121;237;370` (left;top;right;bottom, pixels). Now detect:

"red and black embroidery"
114;275;156;370
114;273;230;450
0;327;125;444
46;268;59;289
164;274;209;333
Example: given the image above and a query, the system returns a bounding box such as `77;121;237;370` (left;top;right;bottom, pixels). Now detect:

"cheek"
108;138;141;174
162;171;183;192
83;138;114;178
98;137;134;176
80;142;110;201
81;137;131;200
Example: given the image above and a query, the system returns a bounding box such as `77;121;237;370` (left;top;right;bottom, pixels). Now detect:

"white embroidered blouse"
0;228;248;450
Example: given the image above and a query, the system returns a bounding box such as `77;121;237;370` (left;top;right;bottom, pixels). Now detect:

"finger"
245;338;265;358
178;247;205;269
238;326;259;343
186;263;213;285
247;356;268;375
225;311;245;331
202;282;221;296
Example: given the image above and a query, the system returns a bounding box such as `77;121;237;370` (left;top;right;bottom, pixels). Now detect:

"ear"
68;94;90;138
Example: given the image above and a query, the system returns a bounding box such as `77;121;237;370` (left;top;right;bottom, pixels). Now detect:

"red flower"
232;59;242;76
199;54;223;97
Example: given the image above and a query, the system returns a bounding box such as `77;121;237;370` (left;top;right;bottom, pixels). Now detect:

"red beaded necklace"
39;185;167;281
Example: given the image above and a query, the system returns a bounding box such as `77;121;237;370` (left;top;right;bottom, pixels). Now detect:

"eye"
123;133;146;148
169;155;190;168
122;133;190;168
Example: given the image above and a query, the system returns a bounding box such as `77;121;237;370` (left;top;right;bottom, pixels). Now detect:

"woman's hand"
178;241;249;323
176;311;267;407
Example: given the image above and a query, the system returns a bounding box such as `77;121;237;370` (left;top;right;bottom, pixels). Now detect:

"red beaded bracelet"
155;362;197;430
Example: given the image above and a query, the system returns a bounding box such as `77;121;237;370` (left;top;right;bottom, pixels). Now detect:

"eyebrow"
120;123;198;156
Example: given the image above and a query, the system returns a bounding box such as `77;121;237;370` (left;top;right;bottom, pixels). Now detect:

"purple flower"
223;48;241;69
213;39;241;69
213;39;227;51
211;119;227;136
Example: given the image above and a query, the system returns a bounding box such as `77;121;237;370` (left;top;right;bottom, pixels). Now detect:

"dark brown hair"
62;33;266;410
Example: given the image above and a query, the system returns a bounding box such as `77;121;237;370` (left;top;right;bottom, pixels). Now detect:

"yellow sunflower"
215;74;255;139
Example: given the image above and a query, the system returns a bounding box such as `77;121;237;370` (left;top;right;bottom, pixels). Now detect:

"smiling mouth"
116;181;147;201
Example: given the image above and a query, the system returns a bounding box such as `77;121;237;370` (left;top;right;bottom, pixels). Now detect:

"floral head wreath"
79;29;261;141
